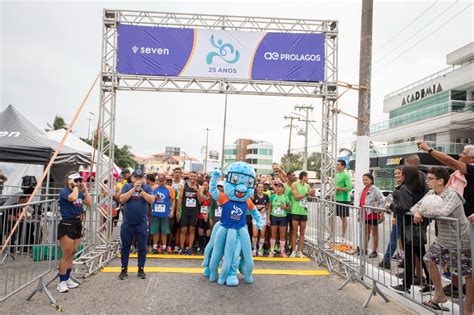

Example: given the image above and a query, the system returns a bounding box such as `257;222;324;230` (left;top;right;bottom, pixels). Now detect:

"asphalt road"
1;255;416;314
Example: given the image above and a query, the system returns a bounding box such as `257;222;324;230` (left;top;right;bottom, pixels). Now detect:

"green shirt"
285;183;294;207
336;171;352;202
269;193;290;217
291;182;309;215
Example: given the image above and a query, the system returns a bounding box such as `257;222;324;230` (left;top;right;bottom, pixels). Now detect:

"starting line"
101;266;329;276
122;254;311;262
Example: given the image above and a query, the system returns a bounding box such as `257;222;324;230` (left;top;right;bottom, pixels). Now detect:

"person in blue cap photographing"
118;169;154;280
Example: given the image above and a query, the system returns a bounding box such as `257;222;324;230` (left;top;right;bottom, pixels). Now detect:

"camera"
135;184;143;192
74;178;83;183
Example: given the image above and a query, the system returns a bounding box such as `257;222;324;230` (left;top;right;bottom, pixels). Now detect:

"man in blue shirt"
119;169;154;280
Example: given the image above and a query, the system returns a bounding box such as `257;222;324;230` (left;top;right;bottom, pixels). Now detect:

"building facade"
224;139;273;174
369;42;474;189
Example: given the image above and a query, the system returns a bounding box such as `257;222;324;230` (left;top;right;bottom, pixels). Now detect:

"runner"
197;181;212;253
209;181;224;227
178;171;203;255
251;182;270;256
150;174;175;254
284;171;296;253
267;179;290;258
171;168;185;253
290;171;310;258
335;159;352;239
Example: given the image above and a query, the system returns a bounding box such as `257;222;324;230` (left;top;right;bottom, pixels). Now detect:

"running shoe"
157;246;163;254
296;251;304;258
118;269;128;280
151;248;159;254
187;248;193;255
268;252;274;258
368;251;378;259
389;284;410;294
173;246;180;253
420;285;434;295
289;251;297;258
57;281;69;293
166;246;172;254
66;278;79;289
274;244;280;253
137;268;146;279
280;251;288;258
178;248;185;255
378;260;391;270
252;249;257;257
257;249;263;257
442;271;451;280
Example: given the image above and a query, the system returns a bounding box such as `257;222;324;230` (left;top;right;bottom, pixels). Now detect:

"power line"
374;0;439;54
374;2;472;72
374;0;460;66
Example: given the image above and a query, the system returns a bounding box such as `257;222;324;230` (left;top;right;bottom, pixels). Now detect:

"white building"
224;139;273;174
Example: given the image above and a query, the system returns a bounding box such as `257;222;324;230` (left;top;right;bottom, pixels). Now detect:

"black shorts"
270;215;287;227
336;202;350;217
365;219;380;226
180;211;198;228
58;217;82;240
197;218;211;230
291;214;308;222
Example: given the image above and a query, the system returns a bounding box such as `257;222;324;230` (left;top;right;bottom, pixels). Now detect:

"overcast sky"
1;0;472;162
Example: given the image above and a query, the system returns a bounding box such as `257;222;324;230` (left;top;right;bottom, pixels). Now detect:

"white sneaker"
289;251;297;258
258;249;263;257
296;251;305;258
57;281;69;293
252;249;257;257
66;278;79;289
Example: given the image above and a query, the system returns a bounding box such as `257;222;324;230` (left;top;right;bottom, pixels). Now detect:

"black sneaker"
378;260;391;270
118;269;128;280
420;285;434;295
137;268;146;279
389;284;410;294
151;248;159;254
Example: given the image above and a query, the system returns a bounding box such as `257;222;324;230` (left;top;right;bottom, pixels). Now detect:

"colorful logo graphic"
206;35;240;65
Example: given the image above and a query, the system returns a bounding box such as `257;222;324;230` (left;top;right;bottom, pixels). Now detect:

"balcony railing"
369;141;467;158
371;100;474;134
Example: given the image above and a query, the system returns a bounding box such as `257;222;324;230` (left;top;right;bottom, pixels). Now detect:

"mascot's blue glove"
250;208;263;231
209;168;222;200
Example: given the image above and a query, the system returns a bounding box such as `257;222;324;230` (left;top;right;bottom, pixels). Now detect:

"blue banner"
117;24;325;82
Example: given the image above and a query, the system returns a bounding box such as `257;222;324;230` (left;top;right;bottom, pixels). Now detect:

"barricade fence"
305;198;472;314
0;199;61;307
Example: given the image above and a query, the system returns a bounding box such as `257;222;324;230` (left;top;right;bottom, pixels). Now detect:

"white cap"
68;173;82;180
217;181;225;186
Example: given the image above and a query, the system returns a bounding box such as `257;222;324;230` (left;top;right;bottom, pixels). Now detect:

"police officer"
118;169;154;280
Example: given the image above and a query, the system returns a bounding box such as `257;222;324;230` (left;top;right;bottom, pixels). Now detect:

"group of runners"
112;165;315;259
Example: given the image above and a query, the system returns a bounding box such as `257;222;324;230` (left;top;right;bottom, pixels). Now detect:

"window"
423;134;436;142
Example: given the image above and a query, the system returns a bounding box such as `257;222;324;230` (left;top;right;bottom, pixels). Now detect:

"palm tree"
46;115;67;131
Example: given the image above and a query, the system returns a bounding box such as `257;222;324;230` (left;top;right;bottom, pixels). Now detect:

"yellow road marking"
121;254;311;262
101;266;329;276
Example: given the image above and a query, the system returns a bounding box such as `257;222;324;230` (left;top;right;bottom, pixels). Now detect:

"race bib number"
300;198;307;208
274;207;283;216
200;206;209;214
153;204;166;214
186;198;196;208
215;206;222;217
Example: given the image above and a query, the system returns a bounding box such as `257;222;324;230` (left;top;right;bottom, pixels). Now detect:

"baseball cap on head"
68;173;82;181
217;181;225;187
121;169;131;176
132;169;145;177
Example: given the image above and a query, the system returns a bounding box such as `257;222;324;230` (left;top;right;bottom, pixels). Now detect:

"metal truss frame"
81;9;338;275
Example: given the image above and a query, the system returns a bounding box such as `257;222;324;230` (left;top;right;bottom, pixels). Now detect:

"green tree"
46;115;67;131
280;152;321;177
81;136;136;169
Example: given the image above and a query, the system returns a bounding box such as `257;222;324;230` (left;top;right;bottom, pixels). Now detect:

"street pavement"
1;254;417;314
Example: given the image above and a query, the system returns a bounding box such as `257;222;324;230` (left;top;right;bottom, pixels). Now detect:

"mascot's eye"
248;178;254;186
231;175;239;184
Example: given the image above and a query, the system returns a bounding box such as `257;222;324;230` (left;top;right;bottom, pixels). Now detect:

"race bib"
299;198;307;208
200;206;209;214
153;204;166;214
186;198;196;208
274;207;283;216
215;206;222;217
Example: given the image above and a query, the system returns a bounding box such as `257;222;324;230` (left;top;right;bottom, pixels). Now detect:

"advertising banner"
117;24;325;82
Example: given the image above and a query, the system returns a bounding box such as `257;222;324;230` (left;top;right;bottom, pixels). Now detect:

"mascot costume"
202;162;263;286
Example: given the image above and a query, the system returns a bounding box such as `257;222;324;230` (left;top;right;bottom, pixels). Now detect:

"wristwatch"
428;148;433;154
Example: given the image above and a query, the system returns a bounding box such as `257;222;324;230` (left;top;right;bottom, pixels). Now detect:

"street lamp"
87;112;95;139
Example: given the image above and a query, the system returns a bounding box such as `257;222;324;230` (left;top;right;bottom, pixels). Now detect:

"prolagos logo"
206;35;240;65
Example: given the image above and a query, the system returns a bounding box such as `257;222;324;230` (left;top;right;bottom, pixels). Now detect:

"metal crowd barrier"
305;199;472;314
0;199;62;308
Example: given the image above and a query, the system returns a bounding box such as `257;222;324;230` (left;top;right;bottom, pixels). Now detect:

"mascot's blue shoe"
203;267;210;278
226;275;239;286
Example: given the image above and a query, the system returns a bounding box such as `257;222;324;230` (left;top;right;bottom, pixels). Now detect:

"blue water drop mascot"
202;162;262;286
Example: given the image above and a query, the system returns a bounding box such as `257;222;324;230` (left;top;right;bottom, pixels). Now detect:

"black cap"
132;169;145;177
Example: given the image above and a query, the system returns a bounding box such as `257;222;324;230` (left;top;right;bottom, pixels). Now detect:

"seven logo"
132;45;139;54
231;205;243;217
206;35;240;65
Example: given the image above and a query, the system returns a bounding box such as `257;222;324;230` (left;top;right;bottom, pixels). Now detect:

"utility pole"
295;104;313;171
354;0;373;206
204;128;211;174
284;115;298;172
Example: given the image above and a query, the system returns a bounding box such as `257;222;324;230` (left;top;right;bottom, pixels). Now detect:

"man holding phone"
118;169;154;280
